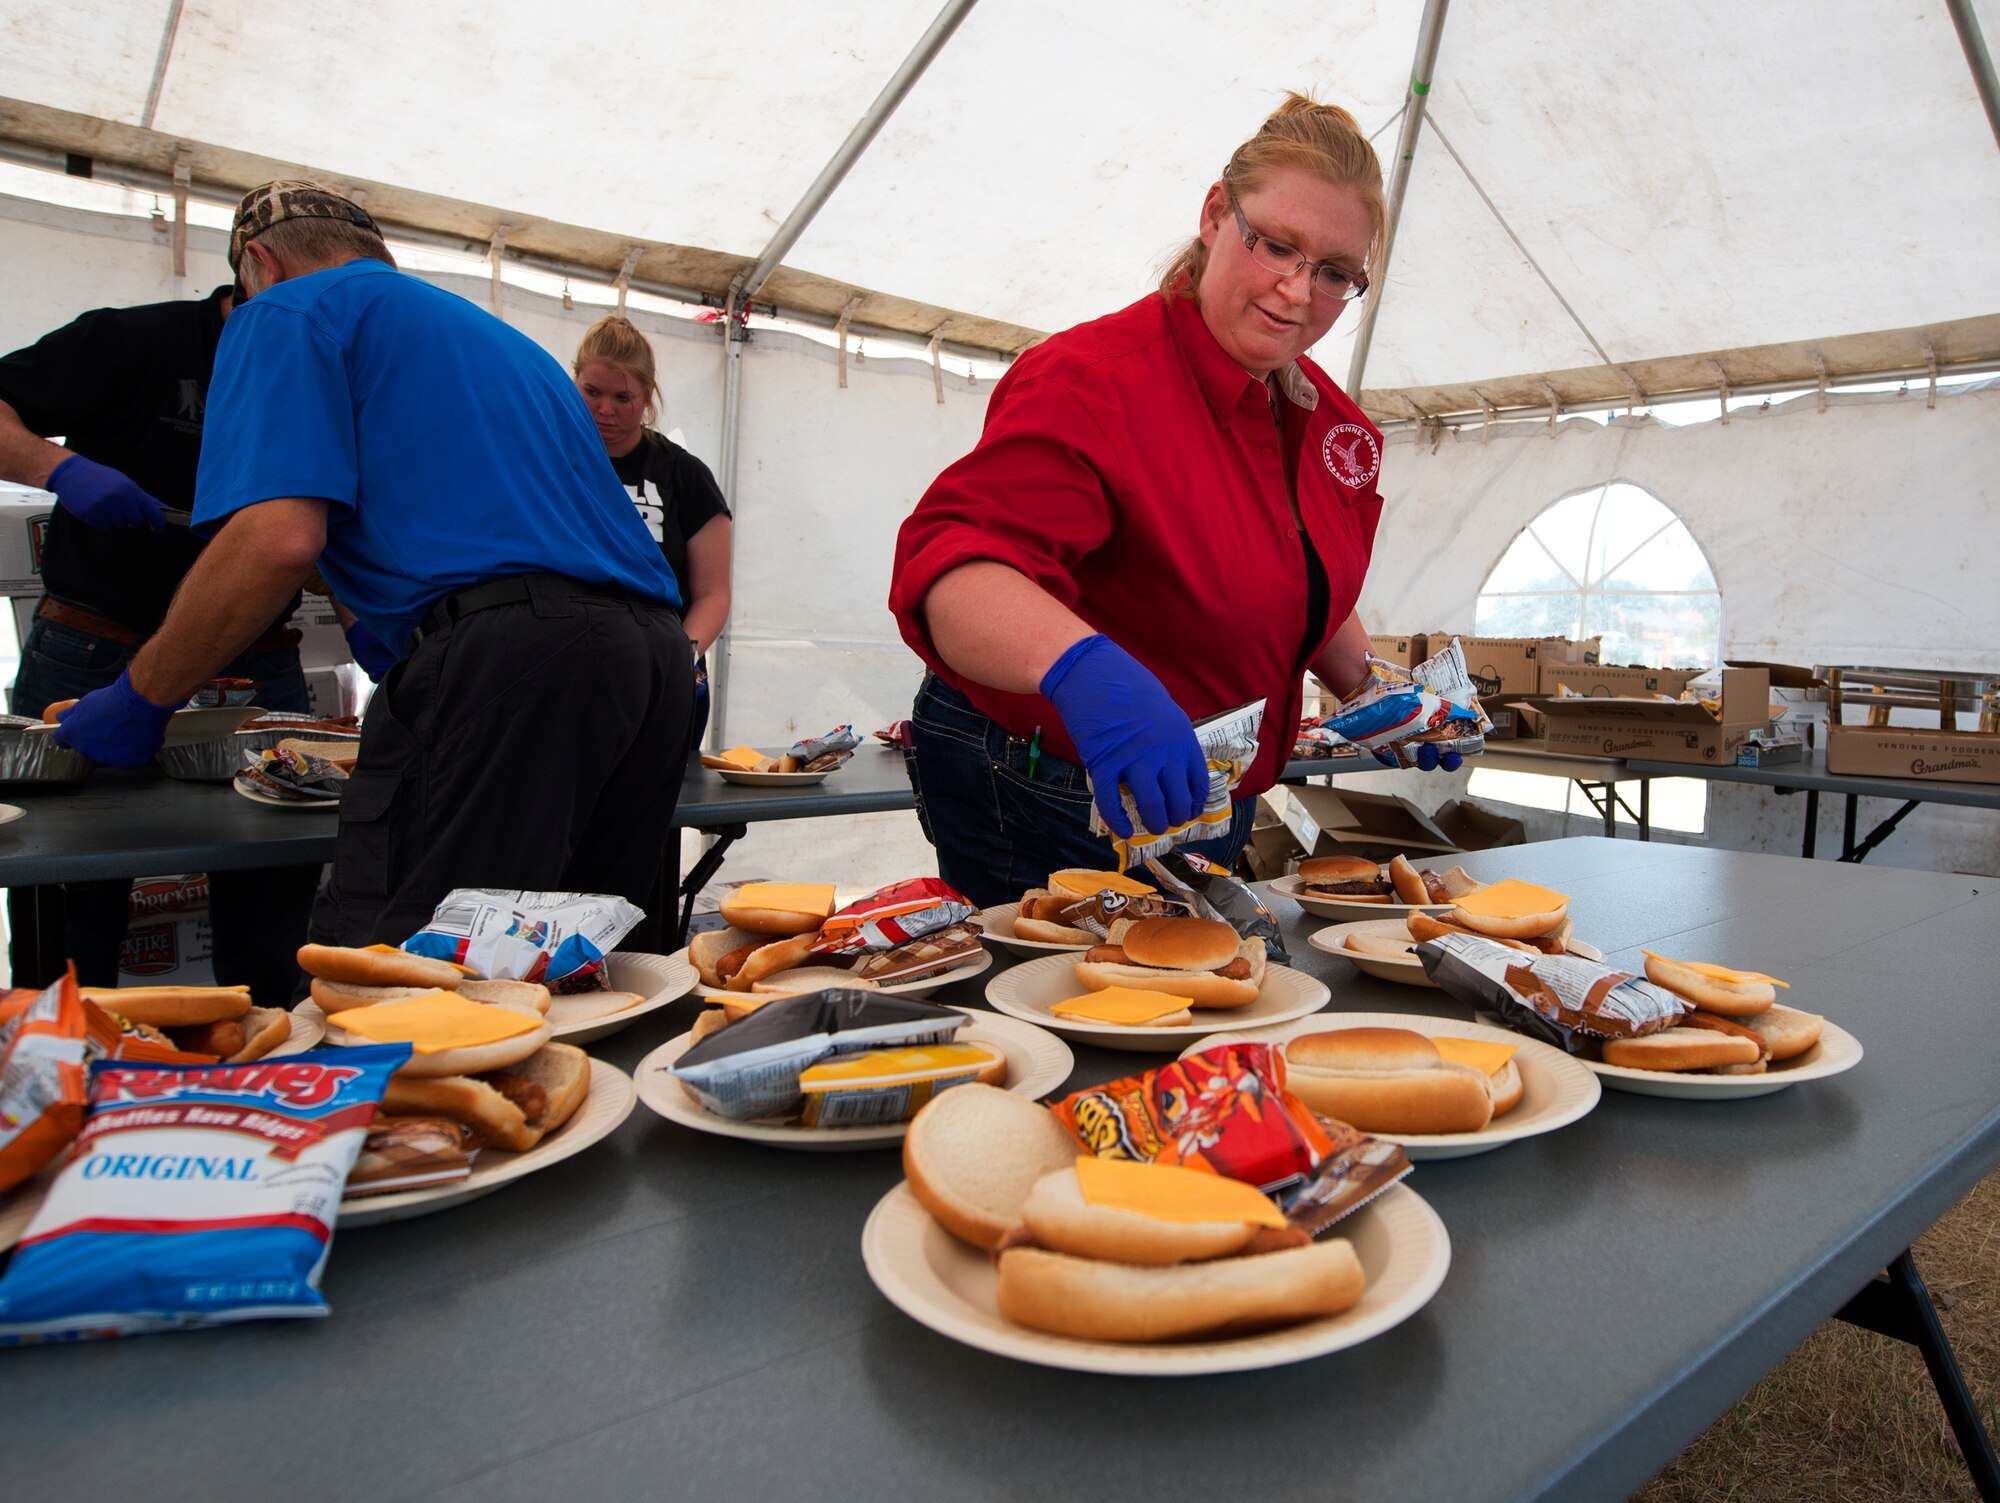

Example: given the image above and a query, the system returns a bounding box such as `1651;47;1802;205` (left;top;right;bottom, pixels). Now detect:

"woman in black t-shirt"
573;315;732;743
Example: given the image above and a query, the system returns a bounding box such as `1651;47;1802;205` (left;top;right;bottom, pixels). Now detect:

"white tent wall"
1349;390;2000;872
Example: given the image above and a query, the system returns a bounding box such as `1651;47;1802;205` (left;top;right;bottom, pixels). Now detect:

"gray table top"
1627;747;2000;809
2;838;1993;1503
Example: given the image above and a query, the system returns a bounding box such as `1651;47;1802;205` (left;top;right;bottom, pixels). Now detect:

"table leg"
1842;800;1922;864
1836;1250;2000;1501
676;822;749;949
1638;778;1651;841
1841;793;1859;861
1802;788;1819;859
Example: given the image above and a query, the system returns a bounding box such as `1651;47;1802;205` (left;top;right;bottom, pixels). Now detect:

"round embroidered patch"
1321;423;1381;487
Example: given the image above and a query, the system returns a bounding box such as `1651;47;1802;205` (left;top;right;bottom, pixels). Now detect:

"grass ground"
1636;1168;2000;1502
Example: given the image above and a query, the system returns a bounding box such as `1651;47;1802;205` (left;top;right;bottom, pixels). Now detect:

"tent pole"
709;0;979;749
1947;0;2000;152
1346;0;1451;395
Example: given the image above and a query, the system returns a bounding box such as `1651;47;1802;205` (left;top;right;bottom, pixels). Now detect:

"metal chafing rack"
1820;666;2000;734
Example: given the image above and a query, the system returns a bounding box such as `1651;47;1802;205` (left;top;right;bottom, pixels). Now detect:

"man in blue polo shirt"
55;182;695;952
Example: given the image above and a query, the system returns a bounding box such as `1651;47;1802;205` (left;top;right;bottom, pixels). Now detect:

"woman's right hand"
1040;635;1208;839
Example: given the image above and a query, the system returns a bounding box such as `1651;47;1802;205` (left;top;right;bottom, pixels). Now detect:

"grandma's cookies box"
1521;667;1772;766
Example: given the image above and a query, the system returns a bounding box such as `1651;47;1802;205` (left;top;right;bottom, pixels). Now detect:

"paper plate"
680;929;992;1003
982;952;1329;1052
713;768;832;787
863;1179;1449;1375
634;1006;1074;1151
338;1058;636;1226
0;803;24;828
1310;921;1603;991
546;949;698;1044
1574;1017;1863;1099
231;779;340;811
1183;1011;1600;1160
1267;873;1452;923
269;1009;326;1056
972;902;1093;957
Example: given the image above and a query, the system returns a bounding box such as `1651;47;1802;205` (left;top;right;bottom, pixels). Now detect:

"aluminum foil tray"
156;713;362;783
0;716;92;786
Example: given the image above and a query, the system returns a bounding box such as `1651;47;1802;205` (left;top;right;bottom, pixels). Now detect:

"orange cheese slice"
728;883;836;919
715;745;768;770
1049;987;1192;1025
1432;1037;1519;1076
1451;878;1570;920
1641;952;1789;988
1074;1155;1288;1228
1049;869;1155;898
329;993;542;1054
799;1043;1001;1091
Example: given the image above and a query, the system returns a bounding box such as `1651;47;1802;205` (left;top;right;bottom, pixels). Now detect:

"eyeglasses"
1228;193;1369;302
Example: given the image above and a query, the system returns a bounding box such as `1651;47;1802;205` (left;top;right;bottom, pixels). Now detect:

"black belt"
408;575;645;650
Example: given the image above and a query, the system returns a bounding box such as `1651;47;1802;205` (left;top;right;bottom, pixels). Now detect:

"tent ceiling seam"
139;0;186;132
1424;113;1613;369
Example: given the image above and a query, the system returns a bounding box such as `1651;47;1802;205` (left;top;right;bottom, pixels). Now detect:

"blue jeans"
6;615;320;1002
901;673;1256;910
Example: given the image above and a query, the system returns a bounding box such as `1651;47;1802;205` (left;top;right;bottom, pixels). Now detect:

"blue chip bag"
0;1043;410;1344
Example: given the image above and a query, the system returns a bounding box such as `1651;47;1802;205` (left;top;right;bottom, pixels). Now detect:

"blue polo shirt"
195;260;681;649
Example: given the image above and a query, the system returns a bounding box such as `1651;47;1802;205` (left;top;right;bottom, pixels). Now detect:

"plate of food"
634;1006;1074;1151
975;869;1184;956
862;1085;1449;1374
1267;854;1478;922
983;917;1330;1052
685;924;992;1006
0;803;23;828
1309;879;1602;990
544;950;698;1044
700;743;847;785
229;780;339;811
76;982;321;1063
1184;1012;1600;1160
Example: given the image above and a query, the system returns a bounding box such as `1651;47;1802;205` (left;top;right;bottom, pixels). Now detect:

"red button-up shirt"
889;288;1385;797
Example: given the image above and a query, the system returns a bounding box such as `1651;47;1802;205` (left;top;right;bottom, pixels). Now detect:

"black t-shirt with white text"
607;429;730;603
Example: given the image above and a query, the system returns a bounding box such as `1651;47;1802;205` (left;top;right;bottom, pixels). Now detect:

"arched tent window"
1474;483;1722;668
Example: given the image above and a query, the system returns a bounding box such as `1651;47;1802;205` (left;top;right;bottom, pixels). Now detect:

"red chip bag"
811;878;976;955
1050;1043;1335;1194
0;967;109;1195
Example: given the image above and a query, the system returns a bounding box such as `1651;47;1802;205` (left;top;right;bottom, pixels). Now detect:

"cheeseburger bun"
80;984;251;1028
1072;917;1265;1009
717;891;826;936
1452;898;1568;941
309;979;452;1011
1643;956;1777;1016
995;1240;1365;1343
1740;1003;1824;1062
297;944;468;991
1298;854;1391;901
378;1041;591;1152
903;1085;1079;1250
329;996;552;1079
1282;1028;1494;1135
456;978;553;1015
1600;1027;1761;1072
1019;1166;1262;1266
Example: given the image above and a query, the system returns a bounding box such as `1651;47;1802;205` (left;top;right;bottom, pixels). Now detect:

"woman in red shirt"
890;95;1402;907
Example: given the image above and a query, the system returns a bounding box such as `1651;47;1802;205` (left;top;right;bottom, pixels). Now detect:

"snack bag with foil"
853;922;984;985
402;889;644;990
811;877;977;956
1087;700;1266;870
1417;932;1691;1052
667;992;968;1122
1053;888;1192;941
0;1043;410;1343
234;745;349;803
1145;850;1293;967
789;724;863;771
1282;1119;1416;1237
0;969;110;1195
1317;638;1486;767
345;1117;478;1197
1051;1042;1334;1195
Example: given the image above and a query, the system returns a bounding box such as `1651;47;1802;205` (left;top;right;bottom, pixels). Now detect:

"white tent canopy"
5;0;1997;412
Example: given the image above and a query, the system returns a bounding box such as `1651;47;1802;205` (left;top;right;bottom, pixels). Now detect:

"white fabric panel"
1358;385;2000;672
148;0;944;256
3;0;172;122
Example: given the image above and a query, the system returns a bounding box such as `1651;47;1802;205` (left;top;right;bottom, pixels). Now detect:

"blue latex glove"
1040;634;1207;840
1372;743;1464;772
46;455;166;532
52;670;184;768
344;620;399;682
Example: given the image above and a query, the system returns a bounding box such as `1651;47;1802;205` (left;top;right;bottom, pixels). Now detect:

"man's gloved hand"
1372;743;1464;772
1040;634;1207;840
52;670;184;768
46;455;167;532
343;621;399;682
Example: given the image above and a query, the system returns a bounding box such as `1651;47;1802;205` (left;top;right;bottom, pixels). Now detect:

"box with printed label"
0;493;54;597
1279;785;1458;859
118;874;215;986
1537;663;1701;700
1520;668;1772;766
1454;636;1601;701
1824;726;2000;786
1366;634;1428;670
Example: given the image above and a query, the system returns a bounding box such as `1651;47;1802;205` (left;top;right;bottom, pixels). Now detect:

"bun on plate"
1404;910;1539;954
456;978;553;1015
1072;917;1265;1009
718;884;834;936
1642;954;1779;1016
1282;1028;1495;1134
378;1041;591;1152
1741;1003;1823;1061
1601;1027;1761;1072
1297;855;1392;902
1011;889;1096;946
80;984;249;1029
728;934;819;990
1342;930;1418;960
297;944;468;991
1018;1165;1261;1266
327;993;553;1078
1387;855;1439;906
749;965;876;996
902;1084;1079;1250
688;929;775;989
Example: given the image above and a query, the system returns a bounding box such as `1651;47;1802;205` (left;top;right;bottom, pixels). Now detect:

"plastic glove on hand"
343;621;398;682
52;670;183;768
1040;634;1207;840
47;455;166;532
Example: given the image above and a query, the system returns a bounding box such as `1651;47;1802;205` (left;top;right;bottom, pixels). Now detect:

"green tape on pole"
1412;78;1430;95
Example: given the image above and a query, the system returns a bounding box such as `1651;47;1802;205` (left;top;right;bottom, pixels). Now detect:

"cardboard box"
1537;663;1701;700
1280;785;1458;860
1430;798;1527;849
1735;735;1805;768
290;594;352;671
1521;668;1773;766
1366;634;1427;670
0;492;53;597
119;874;215;985
1454;636;1600;701
1824;725;2000;785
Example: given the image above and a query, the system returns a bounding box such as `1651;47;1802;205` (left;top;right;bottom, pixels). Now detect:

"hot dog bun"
377;1042;590;1151
1387;855;1429;905
1019;1166;1261;1265
1342;931;1417;959
995;1240;1365;1343
227;1007;293;1064
1010;891;1097;945
717;890;828;936
1600;1027;1761;1071
903;1084;1080;1250
297;944;468;990
1643;955;1778;1016
1452;900;1568;940
80;984;251;1028
727;934;819;990
1405;911;1538;953
1282;1028;1494;1134
41;699;76;724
